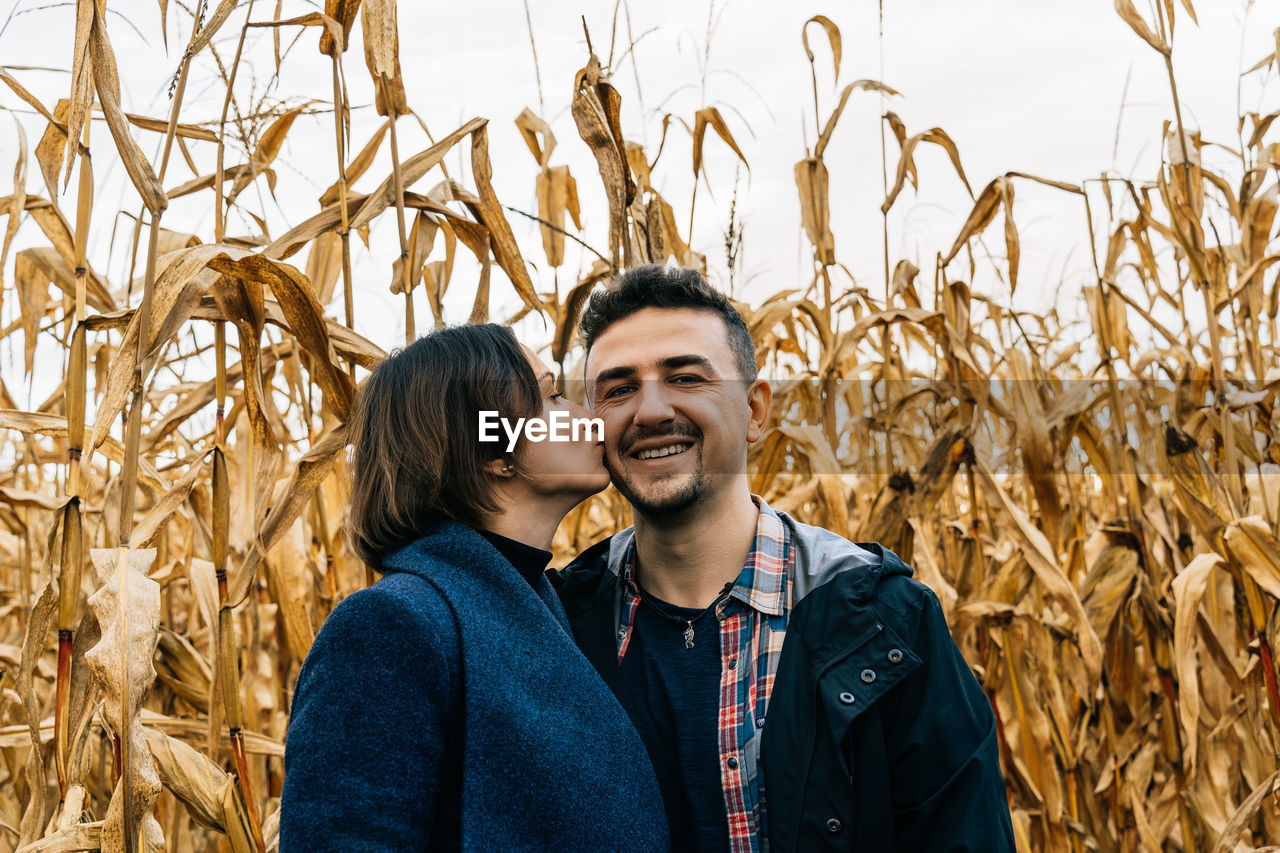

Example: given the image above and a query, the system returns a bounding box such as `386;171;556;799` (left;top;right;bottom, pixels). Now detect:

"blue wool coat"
280;521;670;852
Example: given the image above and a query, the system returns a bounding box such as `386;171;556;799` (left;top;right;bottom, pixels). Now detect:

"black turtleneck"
477;529;553;589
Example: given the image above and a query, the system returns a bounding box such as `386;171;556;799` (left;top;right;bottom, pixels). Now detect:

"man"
553;265;1015;852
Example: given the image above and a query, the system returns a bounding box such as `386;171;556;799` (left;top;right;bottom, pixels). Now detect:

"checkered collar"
617;494;790;617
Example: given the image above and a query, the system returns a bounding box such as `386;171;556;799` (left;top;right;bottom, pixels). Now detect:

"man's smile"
633;441;694;461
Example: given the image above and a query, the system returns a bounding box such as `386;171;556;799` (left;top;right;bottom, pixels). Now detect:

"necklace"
638;581;734;650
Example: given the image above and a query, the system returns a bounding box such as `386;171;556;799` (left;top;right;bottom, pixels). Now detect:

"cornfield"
0;0;1278;850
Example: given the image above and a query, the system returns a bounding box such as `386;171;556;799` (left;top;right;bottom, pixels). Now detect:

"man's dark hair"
578;265;758;380
346;323;541;567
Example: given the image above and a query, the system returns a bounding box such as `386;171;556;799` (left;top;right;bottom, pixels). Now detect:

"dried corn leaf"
361;0;407;117
516;108;556;168
14;821;101;852
553;260;611;364
208;254;354;421
692;107;748;178
14;250;50;376
815;80;898;158
229;424;349;606
1165;425;1234;541
1171;551;1223;773
975;461;1103;682
944;177;1005;265
470;124;539;312
1115;0;1171;55
228;104;307;204
128;454;208;549
2;117;28;291
84;548;163;853
14;243;113;314
89;8;166;216
61;0;95;189
572;54;627;266
348;117;484;231
123;114;218;142
320;0;362;55
90;246;249;453
35;99;71;203
883;127;972;213
264;517;315;660
795;158;834;265
1224;516;1280;600
17;582;57;845
319;119;388;206
801;15;841;80
1210;771;1279;853
142;726;232;831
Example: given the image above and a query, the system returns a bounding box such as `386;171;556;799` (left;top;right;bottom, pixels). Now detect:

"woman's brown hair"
345;323;541;567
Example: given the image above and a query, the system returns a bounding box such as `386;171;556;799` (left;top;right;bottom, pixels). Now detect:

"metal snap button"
861;668;876;683
838;692;855;705
826;818;843;834
888;648;903;663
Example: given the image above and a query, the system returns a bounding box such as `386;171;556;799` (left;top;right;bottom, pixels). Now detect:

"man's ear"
482;457;517;479
745;379;772;444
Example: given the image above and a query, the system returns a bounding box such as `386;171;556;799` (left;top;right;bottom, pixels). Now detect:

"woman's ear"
483;457;517;479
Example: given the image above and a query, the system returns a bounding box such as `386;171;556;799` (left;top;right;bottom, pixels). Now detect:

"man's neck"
631;485;759;608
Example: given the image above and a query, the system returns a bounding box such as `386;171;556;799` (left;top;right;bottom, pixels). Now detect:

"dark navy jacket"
281;521;670;852
554;510;1015;852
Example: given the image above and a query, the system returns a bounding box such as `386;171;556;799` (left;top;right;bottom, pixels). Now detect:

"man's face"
585;307;768;519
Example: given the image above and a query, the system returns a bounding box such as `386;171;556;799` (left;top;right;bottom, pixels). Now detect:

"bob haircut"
346;323;541;568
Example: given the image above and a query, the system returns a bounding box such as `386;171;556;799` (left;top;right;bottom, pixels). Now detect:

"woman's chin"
566;469;613;504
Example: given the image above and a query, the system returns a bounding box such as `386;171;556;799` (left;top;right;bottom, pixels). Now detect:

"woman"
280;324;669;852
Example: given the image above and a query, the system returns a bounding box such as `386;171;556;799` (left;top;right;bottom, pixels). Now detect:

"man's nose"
633;380;676;427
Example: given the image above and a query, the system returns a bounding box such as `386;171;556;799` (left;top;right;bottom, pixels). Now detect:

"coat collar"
382;520;571;635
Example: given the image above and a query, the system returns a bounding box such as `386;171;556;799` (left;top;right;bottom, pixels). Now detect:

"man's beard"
613;458;709;520
611;423;708;519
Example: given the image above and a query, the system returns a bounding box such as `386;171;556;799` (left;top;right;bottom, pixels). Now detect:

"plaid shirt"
616;496;791;853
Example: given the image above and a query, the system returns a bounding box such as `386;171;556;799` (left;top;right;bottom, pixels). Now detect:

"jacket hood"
780;510;911;603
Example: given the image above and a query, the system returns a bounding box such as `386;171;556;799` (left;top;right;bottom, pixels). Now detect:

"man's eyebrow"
592;365;637;386
658;355;717;373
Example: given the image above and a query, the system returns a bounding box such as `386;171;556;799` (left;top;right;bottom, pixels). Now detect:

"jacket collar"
559;499;910;614
381;520;571;634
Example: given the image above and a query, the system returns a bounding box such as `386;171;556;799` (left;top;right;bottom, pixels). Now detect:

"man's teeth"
637;443;691;460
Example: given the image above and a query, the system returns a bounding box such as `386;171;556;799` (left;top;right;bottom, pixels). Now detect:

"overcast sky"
1;0;1277;396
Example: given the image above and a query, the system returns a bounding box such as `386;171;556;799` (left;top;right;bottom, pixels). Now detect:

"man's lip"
626;438;696;459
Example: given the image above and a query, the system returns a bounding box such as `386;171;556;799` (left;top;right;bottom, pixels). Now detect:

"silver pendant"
683;621;695;649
